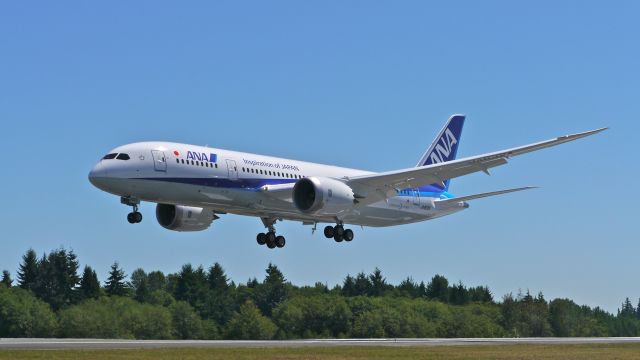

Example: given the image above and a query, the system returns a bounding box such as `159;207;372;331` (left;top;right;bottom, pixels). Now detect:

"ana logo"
173;150;180;157
186;151;218;163
429;128;458;164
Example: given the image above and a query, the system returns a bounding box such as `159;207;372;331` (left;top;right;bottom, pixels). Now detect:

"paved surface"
1;338;640;350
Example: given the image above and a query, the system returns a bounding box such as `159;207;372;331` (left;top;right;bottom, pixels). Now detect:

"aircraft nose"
88;161;109;189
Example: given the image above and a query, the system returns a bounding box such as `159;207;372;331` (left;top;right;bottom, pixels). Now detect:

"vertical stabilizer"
416;114;465;191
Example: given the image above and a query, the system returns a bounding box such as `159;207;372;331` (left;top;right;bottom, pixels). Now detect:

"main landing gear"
257;218;286;249
121;197;142;224
323;223;354;243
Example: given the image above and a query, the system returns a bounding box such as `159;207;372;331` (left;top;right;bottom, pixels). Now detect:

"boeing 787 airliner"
89;115;605;249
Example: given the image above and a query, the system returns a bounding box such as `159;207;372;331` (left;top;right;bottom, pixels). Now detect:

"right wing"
346;127;607;206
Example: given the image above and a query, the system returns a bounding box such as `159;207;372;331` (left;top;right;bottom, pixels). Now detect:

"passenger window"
116;153;130;160
215;163;218;168
102;153;118;160
176;159;179;164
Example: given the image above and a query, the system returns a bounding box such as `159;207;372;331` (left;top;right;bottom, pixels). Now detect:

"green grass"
2;344;640;360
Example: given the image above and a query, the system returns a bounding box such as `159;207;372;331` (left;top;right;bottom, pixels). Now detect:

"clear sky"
1;1;637;312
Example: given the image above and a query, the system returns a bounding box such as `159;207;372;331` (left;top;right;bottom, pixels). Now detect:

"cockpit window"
103;153;117;160
116;153;130;160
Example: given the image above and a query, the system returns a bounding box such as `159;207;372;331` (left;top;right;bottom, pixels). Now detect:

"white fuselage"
89;142;466;228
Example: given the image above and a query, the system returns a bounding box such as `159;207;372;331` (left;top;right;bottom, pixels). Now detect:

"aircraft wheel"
344;229;354;242
276;236;286;248
257;233;267;245
266;231;277;249
323;226;335;238
127;212;142;224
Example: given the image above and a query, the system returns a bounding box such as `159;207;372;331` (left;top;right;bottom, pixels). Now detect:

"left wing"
346;127;606;206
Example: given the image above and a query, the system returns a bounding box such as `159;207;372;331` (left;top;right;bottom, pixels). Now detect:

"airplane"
89;115;606;249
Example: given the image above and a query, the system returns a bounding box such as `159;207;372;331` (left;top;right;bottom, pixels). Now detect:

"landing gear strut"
257;218;286;249
121;197;142;224
324;223;354;243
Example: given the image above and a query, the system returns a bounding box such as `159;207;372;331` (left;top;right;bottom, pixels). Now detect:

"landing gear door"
226;159;238;180
151;150;167;172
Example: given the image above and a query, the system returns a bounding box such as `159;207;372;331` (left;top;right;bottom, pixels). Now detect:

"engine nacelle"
155;204;216;232
292;177;355;215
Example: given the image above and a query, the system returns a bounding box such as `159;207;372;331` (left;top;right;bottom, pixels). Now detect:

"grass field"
2;344;640;360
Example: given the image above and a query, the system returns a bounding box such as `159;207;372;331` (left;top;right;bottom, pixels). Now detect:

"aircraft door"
151;150;167;172
226;159;238;180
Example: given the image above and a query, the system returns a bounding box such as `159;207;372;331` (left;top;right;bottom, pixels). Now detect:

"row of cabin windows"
241;167;304;179
176;158;218;168
174;158;305;179
103;153;130;160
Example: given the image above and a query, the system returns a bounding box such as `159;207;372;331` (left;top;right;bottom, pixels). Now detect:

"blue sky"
1;1;637;312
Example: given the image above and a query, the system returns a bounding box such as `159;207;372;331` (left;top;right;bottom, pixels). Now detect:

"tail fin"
416;114;465;191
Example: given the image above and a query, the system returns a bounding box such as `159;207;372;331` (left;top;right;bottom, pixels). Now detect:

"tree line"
1;248;639;339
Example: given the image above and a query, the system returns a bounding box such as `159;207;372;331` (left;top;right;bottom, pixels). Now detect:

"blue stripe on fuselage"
139;177;296;191
137;177;455;199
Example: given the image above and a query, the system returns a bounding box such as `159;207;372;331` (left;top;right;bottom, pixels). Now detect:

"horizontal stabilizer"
435;186;536;206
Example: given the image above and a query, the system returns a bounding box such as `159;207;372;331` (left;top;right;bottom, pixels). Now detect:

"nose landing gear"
121;197;142;224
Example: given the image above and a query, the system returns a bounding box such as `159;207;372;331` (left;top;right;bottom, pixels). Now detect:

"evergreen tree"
146;271;167;292
449;281;470;305
17;249;38;291
342;275;356;297
105;262;127;296
205;263;234;324
1;270;12;288
207;263;229;291
397;277;418;298
417;281;427;298
173;264;209;313
130;268;150;302
254;263;288;317
79;265;101;300
619;297;636;318
368;268;390;297
353;272;371;296
33;248;80;309
425;274;449;303
469;286;494;303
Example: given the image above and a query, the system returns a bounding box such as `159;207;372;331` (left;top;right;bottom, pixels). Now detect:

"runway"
2;337;640;350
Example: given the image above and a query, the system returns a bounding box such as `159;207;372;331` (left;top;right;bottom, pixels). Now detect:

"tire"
323;226;334;238
257;233;266;245
134;212;143;223
266;232;276;243
267;239;277;249
276;236;286;248
343;229;354;242
127;213;136;224
334;234;343;242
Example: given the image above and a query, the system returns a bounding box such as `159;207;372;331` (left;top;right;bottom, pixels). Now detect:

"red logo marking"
173;150;180;157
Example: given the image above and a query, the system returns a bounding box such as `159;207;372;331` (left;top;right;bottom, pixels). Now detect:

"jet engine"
292;177;356;215
155;204;216;231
